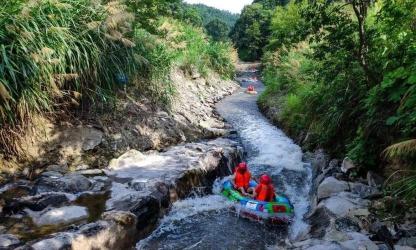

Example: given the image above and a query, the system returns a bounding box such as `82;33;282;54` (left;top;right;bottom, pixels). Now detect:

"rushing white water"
137;67;312;249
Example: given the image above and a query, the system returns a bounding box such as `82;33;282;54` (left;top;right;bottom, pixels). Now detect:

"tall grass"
0;1;236;157
158;18;235;79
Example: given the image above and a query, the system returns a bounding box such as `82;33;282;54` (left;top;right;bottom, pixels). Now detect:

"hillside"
186;3;239;29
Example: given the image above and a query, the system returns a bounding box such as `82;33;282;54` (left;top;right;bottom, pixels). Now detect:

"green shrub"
0;0;139;126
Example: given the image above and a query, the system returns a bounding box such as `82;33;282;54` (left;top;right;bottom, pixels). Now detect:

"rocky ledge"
287;150;416;250
0;137;242;249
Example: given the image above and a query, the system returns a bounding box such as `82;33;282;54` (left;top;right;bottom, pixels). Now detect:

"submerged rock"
26;206;88;227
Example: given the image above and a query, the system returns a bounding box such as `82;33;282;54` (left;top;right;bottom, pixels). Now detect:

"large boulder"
317;177;349;200
318;192;369;217
25;206;88;227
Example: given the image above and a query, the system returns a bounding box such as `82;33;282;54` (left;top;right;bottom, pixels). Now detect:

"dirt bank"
0;68;239;183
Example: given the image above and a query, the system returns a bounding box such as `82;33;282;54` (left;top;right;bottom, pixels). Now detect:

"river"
137;64;312;249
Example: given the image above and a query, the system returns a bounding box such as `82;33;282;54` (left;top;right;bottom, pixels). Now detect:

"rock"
306;206;334;238
370;221;395;247
317;177;349;200
319;192;368;217
292;239;342;249
35;174;91;194
367;171;384;188
26;206;88;227
347;208;370;217
101;211;136;227
340;232;378;250
80;128;103;151
305;149;329;173
108;150;145;171
3;193;73;214
350;182;382;199
29;211;137;250
40;171;63;178
397;237;416;248
397;223;416;238
30;232;75;250
325;227;350;242
0;234;21;249
46;165;69;174
377;243;391;250
394;246;416;250
341;157;356;173
76;169;104;176
327;159;340;171
335;217;361;232
75;164;90;171
89;176;112;192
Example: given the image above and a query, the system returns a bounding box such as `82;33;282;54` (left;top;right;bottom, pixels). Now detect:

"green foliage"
205;19;229;41
158;18;235;80
0;0;236;156
0;0;137;125
267;1;307;50
230;4;269;61
186;4;239;30
257;0;416;171
253;0;289;8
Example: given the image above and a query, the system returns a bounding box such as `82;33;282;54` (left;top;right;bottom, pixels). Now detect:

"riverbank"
259;80;416;249
0;67;244;249
0;67;238;182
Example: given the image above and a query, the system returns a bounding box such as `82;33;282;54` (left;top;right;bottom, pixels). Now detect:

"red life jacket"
255;183;275;202
235;171;251;189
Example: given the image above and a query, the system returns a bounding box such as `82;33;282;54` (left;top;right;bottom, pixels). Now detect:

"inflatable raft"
222;180;294;224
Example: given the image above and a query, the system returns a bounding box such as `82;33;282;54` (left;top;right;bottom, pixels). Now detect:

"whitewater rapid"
137;66;312;249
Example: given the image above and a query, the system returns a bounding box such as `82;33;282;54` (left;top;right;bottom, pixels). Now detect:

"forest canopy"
231;0;416;198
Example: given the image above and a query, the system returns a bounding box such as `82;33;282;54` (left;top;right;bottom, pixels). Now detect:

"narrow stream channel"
137;64;312;249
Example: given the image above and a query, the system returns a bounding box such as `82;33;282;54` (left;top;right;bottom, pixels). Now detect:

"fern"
383;139;416;160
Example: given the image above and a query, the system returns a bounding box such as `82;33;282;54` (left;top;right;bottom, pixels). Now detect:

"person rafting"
246;85;258;95
252;174;276;202
231;162;254;196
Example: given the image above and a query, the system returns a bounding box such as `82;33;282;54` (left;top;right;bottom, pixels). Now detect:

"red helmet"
237;162;248;173
260;174;271;185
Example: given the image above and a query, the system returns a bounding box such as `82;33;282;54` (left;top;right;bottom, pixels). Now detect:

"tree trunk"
350;0;374;84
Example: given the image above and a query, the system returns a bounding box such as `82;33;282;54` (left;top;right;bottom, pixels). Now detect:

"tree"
205;19;229;41
230;3;272;61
